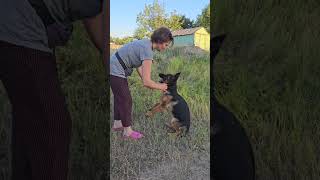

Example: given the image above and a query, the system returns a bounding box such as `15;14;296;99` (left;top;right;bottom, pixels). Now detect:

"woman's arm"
137;66;143;80
141;60;167;91
82;12;104;53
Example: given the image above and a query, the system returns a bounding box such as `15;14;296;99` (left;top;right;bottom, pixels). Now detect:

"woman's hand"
158;83;168;92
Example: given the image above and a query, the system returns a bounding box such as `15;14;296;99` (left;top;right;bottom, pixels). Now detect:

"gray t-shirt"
110;39;153;78
0;0;52;53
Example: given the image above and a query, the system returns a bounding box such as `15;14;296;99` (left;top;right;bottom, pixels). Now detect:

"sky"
110;0;210;38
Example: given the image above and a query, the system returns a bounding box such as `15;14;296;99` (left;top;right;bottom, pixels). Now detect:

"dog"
146;72;191;137
211;34;256;180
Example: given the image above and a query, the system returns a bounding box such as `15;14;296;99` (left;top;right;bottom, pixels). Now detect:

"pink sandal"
122;131;144;140
112;127;124;131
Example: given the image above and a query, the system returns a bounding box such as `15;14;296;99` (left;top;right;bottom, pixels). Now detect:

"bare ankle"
113;120;123;128
123;126;133;136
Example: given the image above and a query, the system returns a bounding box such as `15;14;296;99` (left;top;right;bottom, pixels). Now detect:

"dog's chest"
166;100;178;111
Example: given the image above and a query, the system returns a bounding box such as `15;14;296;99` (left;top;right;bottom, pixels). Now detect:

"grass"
213;0;320;179
110;46;210;179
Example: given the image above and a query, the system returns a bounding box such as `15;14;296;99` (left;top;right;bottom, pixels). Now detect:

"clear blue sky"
110;0;209;38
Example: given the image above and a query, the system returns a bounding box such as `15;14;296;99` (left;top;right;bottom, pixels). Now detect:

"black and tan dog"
145;72;191;137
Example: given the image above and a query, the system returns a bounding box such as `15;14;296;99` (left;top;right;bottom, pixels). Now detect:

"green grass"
110;47;210;179
0;23;109;179
213;0;320;179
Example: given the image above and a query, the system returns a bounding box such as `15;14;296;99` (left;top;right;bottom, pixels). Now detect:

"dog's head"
158;72;181;85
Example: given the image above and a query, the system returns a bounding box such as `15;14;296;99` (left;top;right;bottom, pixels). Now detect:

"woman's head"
151;27;174;51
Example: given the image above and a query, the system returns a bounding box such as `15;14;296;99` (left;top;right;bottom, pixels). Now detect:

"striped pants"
110;75;132;127
0;41;71;180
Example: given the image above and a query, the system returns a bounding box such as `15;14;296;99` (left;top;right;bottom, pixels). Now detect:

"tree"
134;0;183;39
166;11;184;30
110;36;135;45
179;15;195;29
195;4;210;32
134;27;149;39
121;36;134;44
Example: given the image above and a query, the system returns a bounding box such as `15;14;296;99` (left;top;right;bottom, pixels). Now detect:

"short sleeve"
139;46;153;61
69;0;103;21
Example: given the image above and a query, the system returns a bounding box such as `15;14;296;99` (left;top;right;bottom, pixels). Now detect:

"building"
172;27;210;51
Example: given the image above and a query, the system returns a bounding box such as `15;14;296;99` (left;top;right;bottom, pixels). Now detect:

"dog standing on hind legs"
145;72;191;137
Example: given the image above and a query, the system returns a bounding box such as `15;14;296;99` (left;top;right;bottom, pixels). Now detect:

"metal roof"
172;27;202;36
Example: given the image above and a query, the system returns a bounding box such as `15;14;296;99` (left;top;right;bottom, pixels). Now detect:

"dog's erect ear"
211;34;226;61
174;72;181;79
159;73;165;78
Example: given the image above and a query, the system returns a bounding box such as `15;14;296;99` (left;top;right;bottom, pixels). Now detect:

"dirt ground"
137;143;210;180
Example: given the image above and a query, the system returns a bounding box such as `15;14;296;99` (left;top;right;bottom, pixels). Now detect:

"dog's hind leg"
170;118;184;137
165;122;176;133
178;126;188;137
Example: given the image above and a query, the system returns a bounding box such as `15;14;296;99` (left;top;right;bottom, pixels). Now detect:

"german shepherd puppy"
211;34;255;180
146;72;191;137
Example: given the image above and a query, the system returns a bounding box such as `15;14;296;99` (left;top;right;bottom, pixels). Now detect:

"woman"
110;27;173;140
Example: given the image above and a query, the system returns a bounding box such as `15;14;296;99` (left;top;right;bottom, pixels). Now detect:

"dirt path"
137;143;210;180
